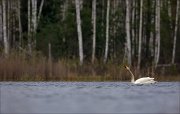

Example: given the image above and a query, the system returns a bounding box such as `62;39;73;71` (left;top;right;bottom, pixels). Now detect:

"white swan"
124;66;157;84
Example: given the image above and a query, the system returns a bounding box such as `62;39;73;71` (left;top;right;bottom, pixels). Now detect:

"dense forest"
0;0;179;81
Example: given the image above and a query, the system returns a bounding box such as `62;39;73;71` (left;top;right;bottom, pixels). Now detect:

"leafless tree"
137;0;143;70
125;0;131;65
155;0;161;67
2;0;9;56
172;0;179;64
104;0;110;63
75;0;84;65
92;0;96;63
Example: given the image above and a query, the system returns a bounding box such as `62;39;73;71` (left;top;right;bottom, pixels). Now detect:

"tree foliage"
0;0;179;67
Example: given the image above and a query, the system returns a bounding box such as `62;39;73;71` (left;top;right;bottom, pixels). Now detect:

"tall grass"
0;52;179;81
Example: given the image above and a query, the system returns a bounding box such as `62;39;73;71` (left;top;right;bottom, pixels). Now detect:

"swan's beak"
124;65;129;70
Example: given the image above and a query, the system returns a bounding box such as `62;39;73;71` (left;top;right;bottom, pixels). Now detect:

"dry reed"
0;52;179;81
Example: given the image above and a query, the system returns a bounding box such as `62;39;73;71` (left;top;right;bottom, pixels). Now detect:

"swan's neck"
127;69;135;83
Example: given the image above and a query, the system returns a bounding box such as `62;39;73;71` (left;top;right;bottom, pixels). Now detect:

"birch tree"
0;1;2;42
17;0;22;47
137;0;143;70
31;0;37;46
2;0;9;55
12;0;16;46
155;0;161;67
125;0;131;65
131;0;135;57
149;0;155;58
37;0;45;24
28;0;44;54
104;0;110;63
92;0;96;63
75;0;84;65
172;0;179;64
28;0;32;53
7;0;10;43
29;0;37;51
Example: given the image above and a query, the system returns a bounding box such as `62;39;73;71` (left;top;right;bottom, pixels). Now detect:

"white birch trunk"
172;0;179;64
75;0;84;65
34;0;37;32
104;0;110;63
31;0;37;33
125;0;131;65
137;0;143;70
0;1;2;42
131;0;135;57
149;0;155;58
37;0;44;24
31;0;37;48
17;0;22;47
28;0;32;53
92;0;96;63
135;0;139;54
12;1;16;46
2;0;9;55
155;0;161;67
7;0;10;42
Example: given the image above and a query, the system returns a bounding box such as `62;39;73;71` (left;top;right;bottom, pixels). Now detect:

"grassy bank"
0;53;180;81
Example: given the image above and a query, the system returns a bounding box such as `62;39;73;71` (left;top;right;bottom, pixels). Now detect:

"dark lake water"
0;82;179;113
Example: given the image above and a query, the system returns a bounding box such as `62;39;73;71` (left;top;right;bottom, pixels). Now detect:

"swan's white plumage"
124;66;157;84
134;77;156;84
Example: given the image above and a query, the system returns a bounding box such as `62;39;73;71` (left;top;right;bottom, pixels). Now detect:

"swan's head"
124;65;130;70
